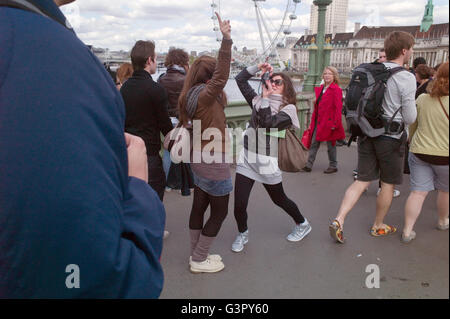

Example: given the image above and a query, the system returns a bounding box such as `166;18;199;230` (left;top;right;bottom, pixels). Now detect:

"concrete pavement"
159;143;449;299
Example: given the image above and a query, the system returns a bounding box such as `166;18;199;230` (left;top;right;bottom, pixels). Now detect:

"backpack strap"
385;66;406;81
382;65;407;134
0;0;74;32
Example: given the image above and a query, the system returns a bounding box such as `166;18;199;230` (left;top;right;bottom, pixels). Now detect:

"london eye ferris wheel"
210;0;302;69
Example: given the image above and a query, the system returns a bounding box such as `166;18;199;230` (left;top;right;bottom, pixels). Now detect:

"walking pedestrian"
302;66;345;174
179;13;232;274
329;31;417;243
353;48;401;197
158;48;193;194
402;62;449;243
121;40;173;202
231;63;311;253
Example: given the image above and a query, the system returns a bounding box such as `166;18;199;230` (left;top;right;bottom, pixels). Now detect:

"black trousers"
189;186;230;237
147;155;166;202
234;173;305;233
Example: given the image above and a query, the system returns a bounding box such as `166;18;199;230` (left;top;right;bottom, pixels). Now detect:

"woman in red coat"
302;66;345;174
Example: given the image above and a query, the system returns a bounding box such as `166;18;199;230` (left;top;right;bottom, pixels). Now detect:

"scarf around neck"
253;94;300;129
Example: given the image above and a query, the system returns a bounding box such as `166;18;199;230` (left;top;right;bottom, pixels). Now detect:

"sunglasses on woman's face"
270;78;283;86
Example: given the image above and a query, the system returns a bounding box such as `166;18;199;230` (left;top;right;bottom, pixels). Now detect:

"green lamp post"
420;0;434;33
303;0;333;92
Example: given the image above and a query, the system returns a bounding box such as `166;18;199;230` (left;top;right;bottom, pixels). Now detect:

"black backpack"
344;62;406;145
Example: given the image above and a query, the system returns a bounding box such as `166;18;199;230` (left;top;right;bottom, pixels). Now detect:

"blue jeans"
163;117;179;182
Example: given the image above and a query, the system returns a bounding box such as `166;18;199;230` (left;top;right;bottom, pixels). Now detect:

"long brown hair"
429;61;449;98
116;63;133;85
178;56;228;125
271;72;297;110
415;64;434;81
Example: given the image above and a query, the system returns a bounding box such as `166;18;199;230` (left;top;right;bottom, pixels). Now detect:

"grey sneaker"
287;219;312;242
377;188;401;198
231;230;248;253
163;230;170;239
437;218;449;230
401;230;416;243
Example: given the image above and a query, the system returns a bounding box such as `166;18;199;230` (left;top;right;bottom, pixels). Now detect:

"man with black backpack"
329;31;417;244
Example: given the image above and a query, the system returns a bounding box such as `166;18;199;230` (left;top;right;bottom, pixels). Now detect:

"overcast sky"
62;0;449;53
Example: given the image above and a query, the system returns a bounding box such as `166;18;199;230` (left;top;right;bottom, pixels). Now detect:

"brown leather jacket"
158;66;186;117
193;38;232;153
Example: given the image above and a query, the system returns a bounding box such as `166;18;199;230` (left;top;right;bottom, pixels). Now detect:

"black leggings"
189;186;230;237
234;173;305;233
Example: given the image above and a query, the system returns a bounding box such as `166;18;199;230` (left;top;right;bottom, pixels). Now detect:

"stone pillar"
303;0;333;92
303;42;318;91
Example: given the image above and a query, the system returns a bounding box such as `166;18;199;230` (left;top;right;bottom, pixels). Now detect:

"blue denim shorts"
192;172;233;197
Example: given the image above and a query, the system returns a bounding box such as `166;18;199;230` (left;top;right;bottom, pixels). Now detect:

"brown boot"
324;167;338;174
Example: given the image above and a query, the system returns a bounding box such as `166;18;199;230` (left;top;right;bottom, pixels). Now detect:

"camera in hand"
261;72;270;89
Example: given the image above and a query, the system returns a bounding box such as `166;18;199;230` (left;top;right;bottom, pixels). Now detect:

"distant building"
310;0;348;35
242;47;257;56
190;51;197;57
292;22;449;73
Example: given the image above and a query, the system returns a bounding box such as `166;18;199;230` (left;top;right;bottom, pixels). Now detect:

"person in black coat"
121;40;173;201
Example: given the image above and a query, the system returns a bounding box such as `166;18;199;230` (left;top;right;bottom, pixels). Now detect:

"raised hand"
263;79;274;98
215;12;231;40
258;63;273;76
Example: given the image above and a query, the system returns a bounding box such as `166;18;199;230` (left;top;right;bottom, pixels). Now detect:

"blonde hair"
323;66;340;86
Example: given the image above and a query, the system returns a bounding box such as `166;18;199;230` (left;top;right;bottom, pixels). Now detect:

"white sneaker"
189;255;222;265
287;219;312;242
377;188;401;197
231;230;249;253
165;187;172;192
163;230;170;239
190;258;225;273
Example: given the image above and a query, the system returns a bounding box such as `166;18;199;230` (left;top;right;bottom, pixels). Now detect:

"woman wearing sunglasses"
231;64;311;253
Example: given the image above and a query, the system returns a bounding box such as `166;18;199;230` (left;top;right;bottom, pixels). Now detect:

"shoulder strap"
438;97;449;120
0;0;74;32
386;66;405;80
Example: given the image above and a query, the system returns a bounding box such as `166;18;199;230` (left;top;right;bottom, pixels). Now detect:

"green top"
410;94;449;157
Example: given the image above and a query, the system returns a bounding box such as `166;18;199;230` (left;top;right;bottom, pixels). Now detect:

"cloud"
66;0;448;54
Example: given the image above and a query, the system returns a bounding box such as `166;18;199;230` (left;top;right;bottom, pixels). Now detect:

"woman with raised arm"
178;13;232;274
230;63;311;253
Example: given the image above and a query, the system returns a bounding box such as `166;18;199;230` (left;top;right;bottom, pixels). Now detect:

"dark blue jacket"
0;1;165;298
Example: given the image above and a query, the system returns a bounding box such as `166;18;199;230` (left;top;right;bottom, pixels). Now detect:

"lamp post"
303;0;333;92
